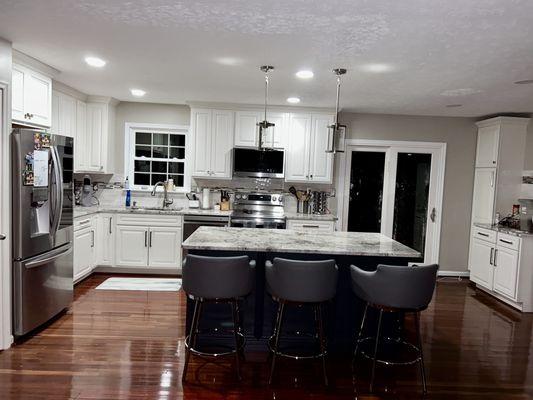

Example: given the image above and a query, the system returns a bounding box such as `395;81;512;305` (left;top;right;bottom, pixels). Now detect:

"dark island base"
185;250;418;355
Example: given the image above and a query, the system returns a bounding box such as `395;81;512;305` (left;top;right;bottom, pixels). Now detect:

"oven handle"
230;218;287;225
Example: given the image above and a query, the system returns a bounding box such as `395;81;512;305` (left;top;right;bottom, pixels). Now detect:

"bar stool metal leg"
269;301;285;385
315;304;329;386
231;300;242;380
182;299;201;382
369;309;383;392
353;302;369;362
415;312;428;394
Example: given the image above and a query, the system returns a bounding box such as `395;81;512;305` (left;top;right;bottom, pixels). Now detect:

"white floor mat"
95;277;182;291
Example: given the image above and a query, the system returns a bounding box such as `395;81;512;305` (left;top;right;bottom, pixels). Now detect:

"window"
125;123;190;191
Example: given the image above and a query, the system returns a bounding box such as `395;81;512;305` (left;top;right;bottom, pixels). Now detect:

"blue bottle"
125;177;131;207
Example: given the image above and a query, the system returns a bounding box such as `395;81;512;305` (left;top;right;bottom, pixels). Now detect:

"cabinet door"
234;111;261;148
24;69;52;127
148;227;182;268
11;65;25;122
86;103;104;171
476;125;500;167
285;113;312;182
58;93;76;138
471;168;496;224
75;100;87;171
210;109;234;178
493;246;519;300
51;91;60;135
97;214;115;266
262;112;287;149
74;228;94;282
115;225;148;267
309;114;334;183
469;238;494;290
191;109;212;177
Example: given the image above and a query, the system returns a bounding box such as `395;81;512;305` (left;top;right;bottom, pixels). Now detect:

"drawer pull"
490;248;494;265
78;220;91;225
477;232;489;237
302;225;320;228
499;239;513;245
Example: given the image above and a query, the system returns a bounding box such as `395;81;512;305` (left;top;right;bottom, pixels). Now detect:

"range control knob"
235;194;242;200
242;194;248;200
278;195;283;202
272;195;277;201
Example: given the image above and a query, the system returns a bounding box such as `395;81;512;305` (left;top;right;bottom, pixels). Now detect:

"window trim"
124;122;191;192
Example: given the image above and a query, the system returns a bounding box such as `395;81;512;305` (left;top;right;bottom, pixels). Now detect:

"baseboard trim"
437;270;470;277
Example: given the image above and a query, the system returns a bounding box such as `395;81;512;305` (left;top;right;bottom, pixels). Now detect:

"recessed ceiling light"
286;97;301;104
360;63;393;73
514;79;533;85
445;104;462;108
295;70;314;79
84;56;106;68
130;89;146;97
440;88;482;96
215;57;243;66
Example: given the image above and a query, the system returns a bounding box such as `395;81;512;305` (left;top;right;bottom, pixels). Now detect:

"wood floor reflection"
1;274;532;399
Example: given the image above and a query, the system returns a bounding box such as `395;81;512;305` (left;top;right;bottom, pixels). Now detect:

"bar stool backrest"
266;258;338;303
350;264;438;310
183;254;254;299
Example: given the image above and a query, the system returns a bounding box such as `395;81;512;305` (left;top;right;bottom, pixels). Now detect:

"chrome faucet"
151;181;174;208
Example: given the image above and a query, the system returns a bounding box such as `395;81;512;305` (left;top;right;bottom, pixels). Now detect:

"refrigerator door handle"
50;146;64;237
25;244;72;269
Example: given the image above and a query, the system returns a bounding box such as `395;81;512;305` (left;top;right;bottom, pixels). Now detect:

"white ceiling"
1;0;533;117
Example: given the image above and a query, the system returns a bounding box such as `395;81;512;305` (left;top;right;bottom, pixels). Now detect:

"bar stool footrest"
357;336;421;366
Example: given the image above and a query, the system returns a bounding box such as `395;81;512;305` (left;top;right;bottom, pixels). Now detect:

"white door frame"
336;139;446;265
0;81;13;350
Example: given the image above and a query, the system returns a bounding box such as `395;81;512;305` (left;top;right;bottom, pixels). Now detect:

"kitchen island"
182;227;421;353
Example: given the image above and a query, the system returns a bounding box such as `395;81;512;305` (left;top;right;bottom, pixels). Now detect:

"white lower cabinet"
97;214;115;266
468;227;526;308
147;227;182;268
73;216;96;283
115;225;149;267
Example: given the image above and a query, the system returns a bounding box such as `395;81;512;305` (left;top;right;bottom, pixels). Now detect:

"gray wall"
114;102;190;176
340;112;478;273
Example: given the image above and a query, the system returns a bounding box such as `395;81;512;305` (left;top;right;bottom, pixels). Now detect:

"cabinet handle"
499;239;513;245
309;174;313;179
144;231;148;247
79;219;91;225
490;248;494;265
477;232;489;237
149;231;153;247
490;171;495;187
494;249;498;267
302;224;320;228
109;217;112;234
91;230;95;248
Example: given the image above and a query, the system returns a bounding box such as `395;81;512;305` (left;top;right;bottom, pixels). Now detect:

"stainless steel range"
230;191;286;229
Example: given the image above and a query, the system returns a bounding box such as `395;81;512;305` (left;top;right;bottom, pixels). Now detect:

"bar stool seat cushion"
183;254;255;299
266;258;338;303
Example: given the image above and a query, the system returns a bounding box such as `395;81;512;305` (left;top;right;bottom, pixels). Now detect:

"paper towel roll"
202;188;211;209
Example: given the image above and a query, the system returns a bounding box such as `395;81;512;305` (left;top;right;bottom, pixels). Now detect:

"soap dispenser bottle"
125;177;131;207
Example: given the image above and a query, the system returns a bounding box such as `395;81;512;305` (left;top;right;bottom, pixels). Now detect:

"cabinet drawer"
496;233;520;251
287;219;335;232
74;216;94;231
116;213;182;227
471;226;496;244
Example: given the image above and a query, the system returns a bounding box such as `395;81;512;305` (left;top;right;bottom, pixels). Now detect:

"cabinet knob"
0;234;6;240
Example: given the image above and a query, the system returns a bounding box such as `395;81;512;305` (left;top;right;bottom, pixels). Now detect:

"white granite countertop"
73;206;232;218
182;226;421;258
473;222;533;237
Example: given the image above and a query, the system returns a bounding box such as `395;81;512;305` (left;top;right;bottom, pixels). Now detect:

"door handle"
91;230;95;248
109;217;112;234
490;171;495;187
25;245;72;269
149;231;153;247
0;234;6;240
490;248;494;265
144;231;148;247
430;207;436;222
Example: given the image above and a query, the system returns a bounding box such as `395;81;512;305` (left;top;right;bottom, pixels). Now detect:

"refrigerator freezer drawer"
13;243;73;336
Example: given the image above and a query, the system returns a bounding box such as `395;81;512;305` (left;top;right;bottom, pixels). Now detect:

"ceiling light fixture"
257;65;275;151
361;63;392;73
326;68;347;154
514;79;533;85
85;56;106;68
130;89;146;97
286;97;300;104
295;70;314;79
215;57;243;66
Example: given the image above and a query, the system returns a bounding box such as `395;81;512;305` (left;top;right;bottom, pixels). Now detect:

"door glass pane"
392;152;432;257
347;151;385;232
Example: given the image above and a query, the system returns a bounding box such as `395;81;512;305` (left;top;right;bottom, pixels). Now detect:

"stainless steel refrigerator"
12;128;74;337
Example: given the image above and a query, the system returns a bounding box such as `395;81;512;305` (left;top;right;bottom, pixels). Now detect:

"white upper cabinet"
191;108;234;179
234;110;286;149
471;168;496;224
86;103;105;171
475;124;500;167
12;63;52;128
51;90;76;138
75;100;87;171
286;113;334;183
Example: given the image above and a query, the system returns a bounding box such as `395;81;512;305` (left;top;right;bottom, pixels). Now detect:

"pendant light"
257;65;275;151
326;68;347;154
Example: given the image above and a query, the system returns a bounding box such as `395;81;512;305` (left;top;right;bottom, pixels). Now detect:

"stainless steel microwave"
233;148;284;178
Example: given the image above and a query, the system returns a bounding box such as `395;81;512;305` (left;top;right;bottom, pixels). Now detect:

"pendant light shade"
257;65;275;151
326;68;347;154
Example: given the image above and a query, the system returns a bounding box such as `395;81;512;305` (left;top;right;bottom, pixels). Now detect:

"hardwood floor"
1;274;532;399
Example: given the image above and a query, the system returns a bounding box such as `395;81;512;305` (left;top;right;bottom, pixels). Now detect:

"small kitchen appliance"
80;175;96;207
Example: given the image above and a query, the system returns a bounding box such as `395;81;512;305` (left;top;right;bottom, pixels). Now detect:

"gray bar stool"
182;254;255;382
266;257;338;385
350;263;438;394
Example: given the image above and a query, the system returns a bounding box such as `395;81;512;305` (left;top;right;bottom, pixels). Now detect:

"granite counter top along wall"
182;226;421;258
473;222;533;237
